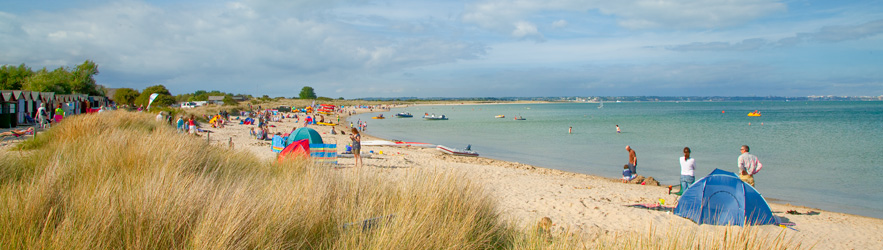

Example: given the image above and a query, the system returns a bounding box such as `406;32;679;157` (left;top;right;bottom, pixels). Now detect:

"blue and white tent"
674;169;778;226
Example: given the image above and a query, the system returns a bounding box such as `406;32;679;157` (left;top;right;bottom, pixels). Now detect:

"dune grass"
1;111;511;249
1;111;805;249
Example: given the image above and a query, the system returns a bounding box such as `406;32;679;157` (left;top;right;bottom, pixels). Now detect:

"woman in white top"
679;147;696;190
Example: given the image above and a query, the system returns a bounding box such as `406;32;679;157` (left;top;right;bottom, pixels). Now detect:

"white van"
181;102;198;109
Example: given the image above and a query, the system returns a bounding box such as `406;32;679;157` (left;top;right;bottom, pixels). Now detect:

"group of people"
621;144;763;189
175;115;200;135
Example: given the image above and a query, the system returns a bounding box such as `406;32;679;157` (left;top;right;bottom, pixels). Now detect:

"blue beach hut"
674;169;778;226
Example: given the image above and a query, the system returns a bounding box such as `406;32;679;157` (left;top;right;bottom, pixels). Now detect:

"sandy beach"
95;107;883;249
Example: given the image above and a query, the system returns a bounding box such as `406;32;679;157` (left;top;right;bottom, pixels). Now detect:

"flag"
147;93;159;111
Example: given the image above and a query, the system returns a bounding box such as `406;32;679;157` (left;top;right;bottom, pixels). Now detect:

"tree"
23;67;72;93
135;85;174;107
113;88;140;106
0;64;33;90
70;60;102;96
299;86;317;99
222;95;238;106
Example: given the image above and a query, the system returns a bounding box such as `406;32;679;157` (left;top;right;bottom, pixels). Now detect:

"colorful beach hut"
674;169;778;226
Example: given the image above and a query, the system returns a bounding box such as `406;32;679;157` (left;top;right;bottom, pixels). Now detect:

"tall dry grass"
0;111;508;249
0;111;806;250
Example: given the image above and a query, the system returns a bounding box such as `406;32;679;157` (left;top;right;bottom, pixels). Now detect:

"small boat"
436;145;478;157
395;112;413;118
372;114;386;119
423;114;448;120
495;115;505;118
747;111;762;117
514;115;526;120
316;122;337;126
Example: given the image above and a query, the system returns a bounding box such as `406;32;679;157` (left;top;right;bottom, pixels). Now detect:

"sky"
1;0;882;98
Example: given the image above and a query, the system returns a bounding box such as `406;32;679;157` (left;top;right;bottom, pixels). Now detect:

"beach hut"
0;90;22;128
674;169;778;226
286;127;323;145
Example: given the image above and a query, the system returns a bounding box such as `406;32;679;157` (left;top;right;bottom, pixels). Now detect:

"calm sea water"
350;101;883;219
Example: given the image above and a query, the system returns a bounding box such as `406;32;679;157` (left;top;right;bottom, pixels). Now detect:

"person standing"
54;104;65;123
569;126;572;134
188;115;198;135
616;125;621;134
625;145;637;177
738;145;762;187
679;147;696;190
35;103;49;129
350;128;362;168
176;116;185;133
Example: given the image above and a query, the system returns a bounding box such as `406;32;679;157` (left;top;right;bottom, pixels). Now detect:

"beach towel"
271;135;285;153
310;144;338;165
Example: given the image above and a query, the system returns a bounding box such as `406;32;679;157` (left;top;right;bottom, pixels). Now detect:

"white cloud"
463;0;787;32
552;19;568;28
0;0;486;96
511;21;543;41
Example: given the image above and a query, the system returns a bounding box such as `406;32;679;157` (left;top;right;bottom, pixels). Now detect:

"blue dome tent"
286;127;323;146
674;169;778;226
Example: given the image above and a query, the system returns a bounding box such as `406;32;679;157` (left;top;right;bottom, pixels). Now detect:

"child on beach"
621;165;633;182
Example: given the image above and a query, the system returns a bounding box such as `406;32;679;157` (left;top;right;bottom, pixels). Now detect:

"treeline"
0;60;104;96
113;87;248;107
175;90;250;104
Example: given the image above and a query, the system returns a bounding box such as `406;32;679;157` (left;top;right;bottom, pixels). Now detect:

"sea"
349;101;883;219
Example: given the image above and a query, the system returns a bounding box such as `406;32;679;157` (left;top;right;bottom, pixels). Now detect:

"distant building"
207;96;225;105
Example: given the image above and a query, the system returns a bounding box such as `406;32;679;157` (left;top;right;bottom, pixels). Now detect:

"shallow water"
351;101;883;219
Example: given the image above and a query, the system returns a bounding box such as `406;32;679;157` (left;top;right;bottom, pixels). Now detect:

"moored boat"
396;112;413;118
423;113;448;120
436;145;478;157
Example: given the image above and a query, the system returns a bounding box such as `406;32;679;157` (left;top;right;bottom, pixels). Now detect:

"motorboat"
395;112;413;118
423;114;448;120
495;115;505;118
513;115;526;120
436;145;478;157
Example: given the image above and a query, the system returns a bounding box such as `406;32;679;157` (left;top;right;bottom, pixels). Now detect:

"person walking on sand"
625;145;637;177
680;147;696;190
35;103;50;129
738;145;762;187
616;125;621;134
350;128;362;168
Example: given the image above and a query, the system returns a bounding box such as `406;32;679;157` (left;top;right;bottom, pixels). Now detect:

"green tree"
0;64;34;90
113;88;140;106
299;86;317;99
70;60;102;96
23;67;72;93
222;95;238;106
135;85;174;107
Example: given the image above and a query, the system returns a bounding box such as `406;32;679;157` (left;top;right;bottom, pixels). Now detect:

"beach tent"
286;127;323;145
279;139;310;162
674;169;778;226
271;135;285;153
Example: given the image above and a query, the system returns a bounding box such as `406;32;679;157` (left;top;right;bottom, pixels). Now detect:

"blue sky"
1;0;881;98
